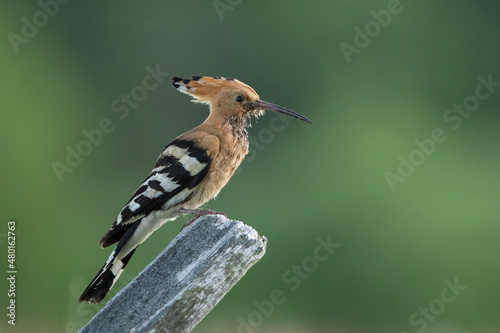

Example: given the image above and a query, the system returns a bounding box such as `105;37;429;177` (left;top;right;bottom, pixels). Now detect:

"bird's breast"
186;127;248;208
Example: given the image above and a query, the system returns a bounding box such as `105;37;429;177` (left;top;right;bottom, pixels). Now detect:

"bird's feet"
178;208;227;230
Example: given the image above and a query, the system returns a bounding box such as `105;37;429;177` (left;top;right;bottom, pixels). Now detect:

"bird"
78;75;313;304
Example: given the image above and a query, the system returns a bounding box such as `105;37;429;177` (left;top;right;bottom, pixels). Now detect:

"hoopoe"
78;75;313;304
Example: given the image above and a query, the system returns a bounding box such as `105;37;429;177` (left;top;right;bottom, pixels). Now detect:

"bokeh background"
1;1;500;332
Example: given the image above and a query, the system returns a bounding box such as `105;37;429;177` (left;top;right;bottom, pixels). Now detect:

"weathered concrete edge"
78;215;267;333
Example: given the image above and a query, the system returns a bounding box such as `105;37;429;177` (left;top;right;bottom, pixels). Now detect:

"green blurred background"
1;1;499;332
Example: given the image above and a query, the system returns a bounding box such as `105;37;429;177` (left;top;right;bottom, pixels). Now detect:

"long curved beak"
249;100;314;124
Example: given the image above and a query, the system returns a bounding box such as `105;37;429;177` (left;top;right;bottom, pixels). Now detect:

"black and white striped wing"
99;139;211;247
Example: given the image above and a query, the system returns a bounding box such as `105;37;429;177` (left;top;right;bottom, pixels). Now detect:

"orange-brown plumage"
171;76;257;207
79;75;312;304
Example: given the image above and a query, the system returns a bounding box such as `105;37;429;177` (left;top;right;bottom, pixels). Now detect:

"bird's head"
171;76;313;126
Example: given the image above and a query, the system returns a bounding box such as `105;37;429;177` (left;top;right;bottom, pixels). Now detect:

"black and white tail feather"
78;221;141;304
78;138;211;304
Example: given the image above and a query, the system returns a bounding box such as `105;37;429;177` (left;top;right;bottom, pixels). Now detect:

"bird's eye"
235;95;244;102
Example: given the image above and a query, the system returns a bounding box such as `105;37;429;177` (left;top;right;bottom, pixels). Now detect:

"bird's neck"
198;113;249;148
224;116;249;146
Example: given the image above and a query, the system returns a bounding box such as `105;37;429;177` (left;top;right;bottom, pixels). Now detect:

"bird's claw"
178;208;227;230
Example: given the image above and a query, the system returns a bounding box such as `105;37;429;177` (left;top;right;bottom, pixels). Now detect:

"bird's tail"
79;222;140;304
78;247;137;304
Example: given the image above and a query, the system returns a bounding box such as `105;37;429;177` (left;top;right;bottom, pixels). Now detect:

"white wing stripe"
115;142;208;225
178;154;207;176
164;145;188;160
164;145;207;176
